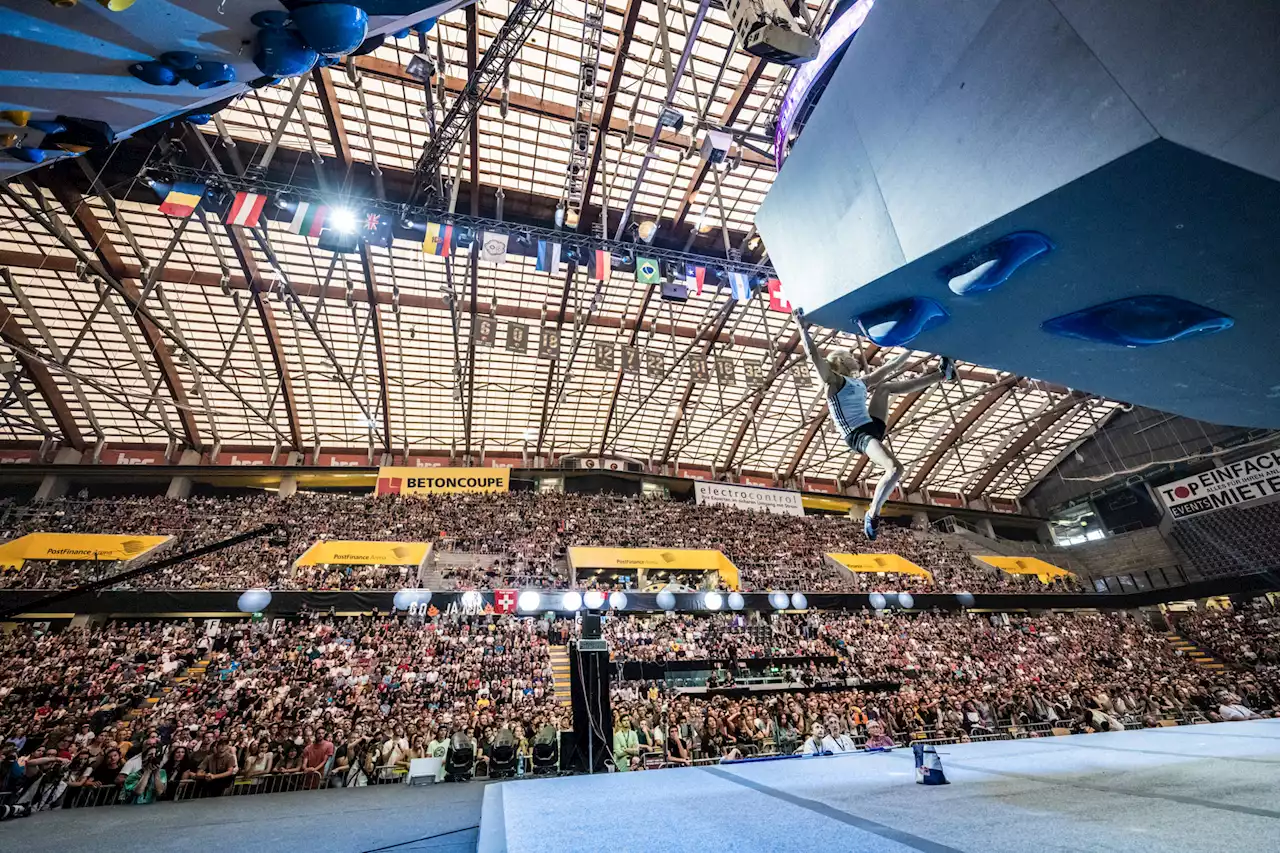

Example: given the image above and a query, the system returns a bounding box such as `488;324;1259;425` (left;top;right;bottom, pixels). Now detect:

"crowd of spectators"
1;492;1084;595
1179;604;1280;688
3;604;1277;807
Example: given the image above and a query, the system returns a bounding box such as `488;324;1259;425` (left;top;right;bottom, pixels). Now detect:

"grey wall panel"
1050;0;1280;181
874;0;1156;262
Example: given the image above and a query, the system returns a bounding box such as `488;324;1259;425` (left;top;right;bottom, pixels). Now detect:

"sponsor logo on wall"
1156;449;1280;520
694;481;805;516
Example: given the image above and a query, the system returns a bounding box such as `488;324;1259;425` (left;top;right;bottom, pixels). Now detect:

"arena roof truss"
0;0;1122;501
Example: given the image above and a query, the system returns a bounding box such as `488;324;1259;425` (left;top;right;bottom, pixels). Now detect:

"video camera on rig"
726;0;820;66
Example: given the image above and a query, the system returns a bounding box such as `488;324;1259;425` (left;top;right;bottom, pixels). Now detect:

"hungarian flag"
536;240;561;275
684;263;706;296
636;257;659;284
767;278;792;313
158;182;205;218
289;202;329;237
493;588;518;614
226;191;267;228
422;222;453;256
591;249;611;282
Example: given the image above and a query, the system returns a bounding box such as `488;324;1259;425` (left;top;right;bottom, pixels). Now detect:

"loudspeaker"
582;612;602;639
567;641;612;773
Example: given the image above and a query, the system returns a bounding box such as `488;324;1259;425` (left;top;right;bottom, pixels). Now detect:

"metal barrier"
64;785;120;809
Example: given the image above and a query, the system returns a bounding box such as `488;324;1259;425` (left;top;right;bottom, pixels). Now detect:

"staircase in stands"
1164;632;1226;670
549;645;572;707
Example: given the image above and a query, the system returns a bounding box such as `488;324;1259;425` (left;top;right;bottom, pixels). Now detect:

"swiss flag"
494;588;518;614
767;278;792;313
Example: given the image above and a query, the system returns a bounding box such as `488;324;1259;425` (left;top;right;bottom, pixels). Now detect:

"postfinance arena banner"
975;556;1074;583
0;533;172;571
1155;449;1280;520
375;466;510;495
827;553;933;582
694;481;804;516
294;540;431;567
567;547;740;589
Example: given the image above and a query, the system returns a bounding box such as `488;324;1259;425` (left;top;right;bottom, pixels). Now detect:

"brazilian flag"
636;256;660;284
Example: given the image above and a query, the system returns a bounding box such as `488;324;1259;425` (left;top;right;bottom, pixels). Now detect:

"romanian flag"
158;182;205;218
226;191;267;228
422;222;453;256
289;202;329;237
591;249;611;282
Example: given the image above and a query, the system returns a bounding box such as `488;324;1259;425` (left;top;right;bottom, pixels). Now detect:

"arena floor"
5;721;1277;852
478;720;1280;853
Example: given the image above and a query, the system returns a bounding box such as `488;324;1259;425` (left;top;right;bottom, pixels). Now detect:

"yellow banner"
294;540;431;567
976;556;1075;583
374;466;510;495
567;547;740;590
827;553;934;582
0;533;172;571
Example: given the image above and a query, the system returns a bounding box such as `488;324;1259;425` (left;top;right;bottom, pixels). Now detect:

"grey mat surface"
479;720;1280;853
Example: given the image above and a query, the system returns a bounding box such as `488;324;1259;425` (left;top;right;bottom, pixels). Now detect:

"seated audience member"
664;725;692;767
798;723;841;756
120;745;167;804
1216;693;1265;722
191;738;238;798
862;720;895;751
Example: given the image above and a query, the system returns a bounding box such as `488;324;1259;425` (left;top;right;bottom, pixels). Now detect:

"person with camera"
120;745;167;805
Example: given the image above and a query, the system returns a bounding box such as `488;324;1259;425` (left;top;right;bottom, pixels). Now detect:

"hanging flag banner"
422;221;454;256
644;350;664;377
227;191;267;228
506;321;529;353
475;316;497;346
591;249;612;282
728;271;753;302
685;263;706;296
494;588;518;614
1155;449;1280;519
792;363;814;387
294;540;431;568
688;356;708;381
695;482;805;517
536;240;562;274
538;327;561;359
480;230;507;262
621;345;640;373
360;211;393;247
0;533;173;571
744;360;766;387
636;257;660;284
767;278;792;313
715;356;737;384
375;466;510;495
290;202;330;237
593;341;615;370
158;182;205;218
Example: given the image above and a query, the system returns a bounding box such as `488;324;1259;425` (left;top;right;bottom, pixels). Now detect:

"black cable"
358;824;479;853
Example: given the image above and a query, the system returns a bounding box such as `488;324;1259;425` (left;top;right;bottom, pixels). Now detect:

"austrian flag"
494;588;518;614
227;191;267;228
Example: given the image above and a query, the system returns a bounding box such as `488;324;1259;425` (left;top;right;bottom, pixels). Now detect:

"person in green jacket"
613;714;640;771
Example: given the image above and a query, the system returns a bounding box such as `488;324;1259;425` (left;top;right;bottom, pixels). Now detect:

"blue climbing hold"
941;231;1053;296
1041;295;1234;348
291;3;369;55
855;296;949;348
184;60;237;90
129;60;181;87
255;27;319;78
159;51;200;71
4;147;48;164
185;114;212;125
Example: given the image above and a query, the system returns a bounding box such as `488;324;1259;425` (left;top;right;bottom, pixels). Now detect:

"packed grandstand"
1;489;1276;816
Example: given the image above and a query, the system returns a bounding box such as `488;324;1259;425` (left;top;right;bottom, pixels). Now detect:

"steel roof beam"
903;378;1016;494
658;299;736;465
41;171;201;449
964;394;1086;500
719;329;799;472
0;298;85;450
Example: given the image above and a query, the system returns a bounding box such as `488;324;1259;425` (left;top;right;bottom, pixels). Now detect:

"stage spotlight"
768;591;790;610
393;588;431;610
562;591;583;611
330;207;358;233
956;592;975;608
583;590;605;610
898;593;915;609
518;590;542;612
637;220;658;244
727;591;745;611
237;588;272;613
655;589;676;611
869;592;887;610
790;592;808;610
704;591;723;611
608;591;628;610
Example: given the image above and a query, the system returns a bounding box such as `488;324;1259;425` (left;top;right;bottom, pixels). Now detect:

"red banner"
493;589;517;614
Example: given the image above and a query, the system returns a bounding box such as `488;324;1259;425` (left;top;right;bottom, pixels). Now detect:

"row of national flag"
156;185;791;311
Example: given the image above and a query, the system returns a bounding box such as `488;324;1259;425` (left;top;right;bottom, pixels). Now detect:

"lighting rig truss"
563;0;607;227
161;164;779;281
408;0;556;206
